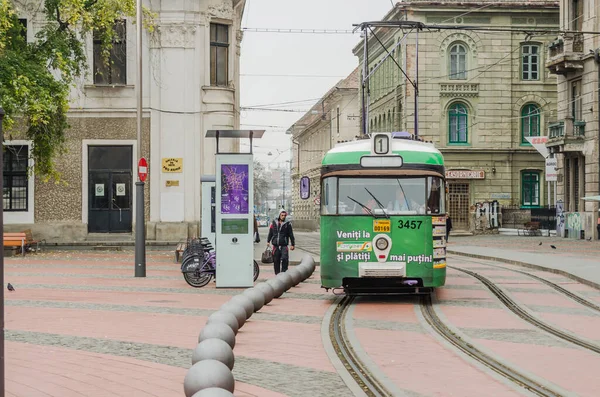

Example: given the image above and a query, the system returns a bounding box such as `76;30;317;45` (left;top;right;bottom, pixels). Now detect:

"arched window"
448;103;468;144
449;43;467;80
521;104;540;144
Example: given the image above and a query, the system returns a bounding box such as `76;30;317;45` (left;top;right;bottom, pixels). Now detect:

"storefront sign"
546;157;557;182
445;170;485;179
525;136;549;158
162;158;183;173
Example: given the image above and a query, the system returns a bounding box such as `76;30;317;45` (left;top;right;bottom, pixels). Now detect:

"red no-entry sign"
138;157;148;182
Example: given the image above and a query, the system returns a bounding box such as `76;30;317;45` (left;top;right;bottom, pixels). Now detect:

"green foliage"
254;161;270;205
0;0;155;180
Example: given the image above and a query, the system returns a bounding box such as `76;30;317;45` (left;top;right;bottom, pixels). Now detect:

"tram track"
329;296;393;397
449;265;600;355
419;295;564;397
451;256;600;313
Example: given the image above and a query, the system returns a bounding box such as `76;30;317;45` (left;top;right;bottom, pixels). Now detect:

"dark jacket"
446;216;453;231
267;220;295;247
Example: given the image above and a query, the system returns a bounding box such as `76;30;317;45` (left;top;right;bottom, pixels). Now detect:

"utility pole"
0;107;5;397
134;0;146;277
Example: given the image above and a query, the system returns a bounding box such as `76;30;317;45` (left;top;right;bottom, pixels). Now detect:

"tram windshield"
321;176;445;216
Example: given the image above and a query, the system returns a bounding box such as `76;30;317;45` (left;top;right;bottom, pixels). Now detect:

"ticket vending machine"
200;175;216;245
205;130;265;288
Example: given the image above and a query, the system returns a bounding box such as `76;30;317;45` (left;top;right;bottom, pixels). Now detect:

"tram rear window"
321;176;445;216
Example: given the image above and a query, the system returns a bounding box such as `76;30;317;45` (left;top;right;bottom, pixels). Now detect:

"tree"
253;160;270;207
0;0;153;180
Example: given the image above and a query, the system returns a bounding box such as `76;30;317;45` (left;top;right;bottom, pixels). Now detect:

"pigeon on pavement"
7;283;15;292
538;242;542;246
550;245;557;249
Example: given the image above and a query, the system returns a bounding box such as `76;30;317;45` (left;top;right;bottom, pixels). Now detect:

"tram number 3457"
398;220;422;230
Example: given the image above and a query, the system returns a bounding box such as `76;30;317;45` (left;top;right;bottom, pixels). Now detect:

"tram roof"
322;137;444;166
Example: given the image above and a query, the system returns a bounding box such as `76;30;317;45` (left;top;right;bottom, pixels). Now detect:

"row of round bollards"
183;255;316;397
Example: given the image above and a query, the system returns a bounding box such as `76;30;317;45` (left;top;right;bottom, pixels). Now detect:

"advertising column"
215;155;254;287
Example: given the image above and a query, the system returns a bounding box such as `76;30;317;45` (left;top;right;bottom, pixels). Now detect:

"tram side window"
426;177;445;214
321;177;337;215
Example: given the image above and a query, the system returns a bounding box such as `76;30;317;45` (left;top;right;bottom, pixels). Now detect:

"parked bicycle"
181;237;260;288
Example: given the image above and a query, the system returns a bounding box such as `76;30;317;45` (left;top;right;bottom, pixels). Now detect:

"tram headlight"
375;237;389;251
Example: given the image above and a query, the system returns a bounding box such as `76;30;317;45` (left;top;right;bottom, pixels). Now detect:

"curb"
447;250;600;291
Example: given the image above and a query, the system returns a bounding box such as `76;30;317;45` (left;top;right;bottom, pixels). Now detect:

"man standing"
446;214;453;243
267;209;295;274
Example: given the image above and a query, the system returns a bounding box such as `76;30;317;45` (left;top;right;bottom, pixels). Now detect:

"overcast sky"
239;0;392;167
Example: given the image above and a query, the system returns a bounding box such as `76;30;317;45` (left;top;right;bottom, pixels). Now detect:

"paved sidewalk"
4;250;341;397
447;234;600;289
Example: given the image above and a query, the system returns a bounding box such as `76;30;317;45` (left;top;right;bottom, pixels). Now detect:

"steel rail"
450;265;600;355
330;296;392;397
420;295;564;397
452;257;600;313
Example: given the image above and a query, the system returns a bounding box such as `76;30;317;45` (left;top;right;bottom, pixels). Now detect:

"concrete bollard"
198;323;236;349
206;311;239;335
297;264;311;281
219;302;247;328
242;288;265;312
266;278;286;299
192;388;235;397
287;267;302;286
183;359;235;396
254;282;275;304
230;295;254;319
276;271;294;290
192;338;235;370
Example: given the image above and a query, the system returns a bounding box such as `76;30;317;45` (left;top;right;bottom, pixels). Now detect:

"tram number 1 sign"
138;157;148;182
373;133;390;155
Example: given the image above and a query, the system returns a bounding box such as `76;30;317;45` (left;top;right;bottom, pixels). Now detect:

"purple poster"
221;164;249;214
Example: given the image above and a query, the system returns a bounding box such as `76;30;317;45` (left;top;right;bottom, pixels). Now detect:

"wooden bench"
518;221;541;236
22;229;45;251
175;241;187;263
3;233;27;256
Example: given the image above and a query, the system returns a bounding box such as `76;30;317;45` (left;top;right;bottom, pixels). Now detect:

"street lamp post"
0;107;5;397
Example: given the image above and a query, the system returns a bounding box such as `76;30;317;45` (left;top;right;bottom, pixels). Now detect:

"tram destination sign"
445;170;485;179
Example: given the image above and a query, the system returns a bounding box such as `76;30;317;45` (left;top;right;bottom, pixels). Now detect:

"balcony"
547;119;586;153
546;35;584;75
548;121;564;138
439;83;479;97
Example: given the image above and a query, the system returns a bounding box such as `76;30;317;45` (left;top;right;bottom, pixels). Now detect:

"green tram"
320;132;447;295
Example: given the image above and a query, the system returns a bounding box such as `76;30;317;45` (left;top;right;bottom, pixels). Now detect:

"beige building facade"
353;0;559;232
6;0;246;242
288;68;360;231
546;0;600;240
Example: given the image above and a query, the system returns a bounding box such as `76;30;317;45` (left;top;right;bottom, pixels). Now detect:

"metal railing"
548;122;564;138
573;120;586;136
